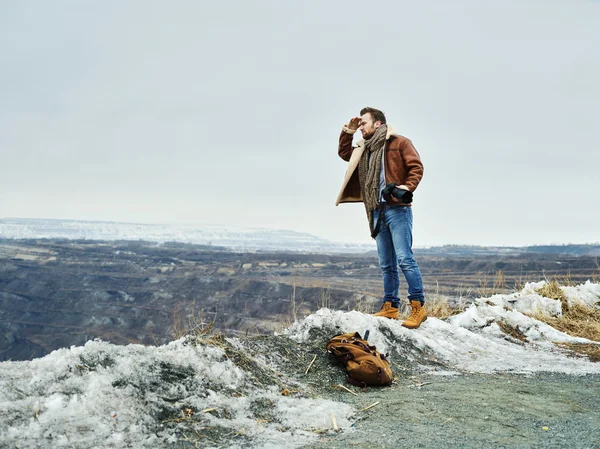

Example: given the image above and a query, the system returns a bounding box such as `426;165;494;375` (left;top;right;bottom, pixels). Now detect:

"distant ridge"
0;218;375;254
1;218;598;256
414;243;600;257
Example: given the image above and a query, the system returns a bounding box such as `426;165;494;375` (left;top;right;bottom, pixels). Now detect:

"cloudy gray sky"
1;0;598;246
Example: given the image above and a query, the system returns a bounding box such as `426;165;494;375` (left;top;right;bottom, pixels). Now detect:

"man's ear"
374;121;382;129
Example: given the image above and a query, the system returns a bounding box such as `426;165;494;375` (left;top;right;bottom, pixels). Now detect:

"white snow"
0;218;374;253
0;338;354;448
562;280;600;309
285;281;600;375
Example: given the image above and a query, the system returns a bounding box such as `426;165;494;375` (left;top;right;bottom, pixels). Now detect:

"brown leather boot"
373;302;399;320
402;300;427;329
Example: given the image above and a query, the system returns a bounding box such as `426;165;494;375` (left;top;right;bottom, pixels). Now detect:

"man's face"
359;113;381;139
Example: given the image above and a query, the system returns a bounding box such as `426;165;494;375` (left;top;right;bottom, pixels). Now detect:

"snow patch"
285;282;600;375
0;338;354;448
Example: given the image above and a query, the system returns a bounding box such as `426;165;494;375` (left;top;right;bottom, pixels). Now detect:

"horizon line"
1;217;599;249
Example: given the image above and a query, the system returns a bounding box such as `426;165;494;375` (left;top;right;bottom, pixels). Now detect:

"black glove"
383;183;413;203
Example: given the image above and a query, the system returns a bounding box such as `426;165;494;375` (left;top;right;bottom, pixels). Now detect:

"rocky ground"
1;316;599;448
152;328;600;449
307;373;600;449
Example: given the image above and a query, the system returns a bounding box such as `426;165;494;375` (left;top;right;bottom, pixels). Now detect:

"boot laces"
408;304;421;320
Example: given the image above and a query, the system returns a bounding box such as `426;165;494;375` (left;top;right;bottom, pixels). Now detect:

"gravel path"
306;372;600;449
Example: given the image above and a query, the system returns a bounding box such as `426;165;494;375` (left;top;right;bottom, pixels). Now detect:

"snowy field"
0;281;598;448
0;218;374;253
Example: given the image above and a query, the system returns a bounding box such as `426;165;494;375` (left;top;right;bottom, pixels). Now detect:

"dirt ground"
306;372;600;449
186;333;600;449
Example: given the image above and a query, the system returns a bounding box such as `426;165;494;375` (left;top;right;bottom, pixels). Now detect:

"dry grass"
397;292;463;321
172;303;216;340
289;281;300;322
536;280;567;301
276;282;315;332
350;294;378;314
279;281;312;330
455;283;473;304
593;258;600;283
513;271;525;294
320;287;332;310
531;302;600;341
529;301;600;362
424;281;466;320
555;343;600;362
497;321;529;343
477;270;508;297
425;295;461;320
171;303;186;339
536;279;570;312
347;290;462;320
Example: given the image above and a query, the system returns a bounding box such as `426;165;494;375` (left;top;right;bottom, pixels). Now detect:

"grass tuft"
529;301;600;362
172;303;217;341
350;294;378;315
425;295;461;320
536;280;566;302
555;343;600;362
477;270;508;298
593;258;600;283
532;302;600;341
536;280;570;313
497;321;529;343
396;294;462;321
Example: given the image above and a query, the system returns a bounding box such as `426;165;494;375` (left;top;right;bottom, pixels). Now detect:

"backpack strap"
377;367;387;385
345;375;368;390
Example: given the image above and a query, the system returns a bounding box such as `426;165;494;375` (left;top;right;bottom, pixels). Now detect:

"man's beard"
362;129;375;139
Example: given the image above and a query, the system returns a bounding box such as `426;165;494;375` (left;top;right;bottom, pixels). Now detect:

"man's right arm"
338;117;360;161
338;127;356;162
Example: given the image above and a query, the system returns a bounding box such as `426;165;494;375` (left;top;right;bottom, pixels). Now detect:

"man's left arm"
399;139;424;192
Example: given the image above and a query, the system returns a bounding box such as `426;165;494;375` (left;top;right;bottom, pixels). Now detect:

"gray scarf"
358;124;388;236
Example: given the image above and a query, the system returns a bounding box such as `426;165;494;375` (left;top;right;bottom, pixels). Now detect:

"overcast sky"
1;0;598;246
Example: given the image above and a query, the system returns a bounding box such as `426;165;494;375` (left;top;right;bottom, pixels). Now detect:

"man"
336;107;427;329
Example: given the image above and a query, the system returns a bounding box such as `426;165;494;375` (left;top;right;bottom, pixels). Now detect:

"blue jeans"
373;205;425;307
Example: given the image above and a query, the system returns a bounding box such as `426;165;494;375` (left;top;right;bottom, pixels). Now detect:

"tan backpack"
326;331;393;388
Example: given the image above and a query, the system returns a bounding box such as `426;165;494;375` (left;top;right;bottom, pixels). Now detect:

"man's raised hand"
348;117;361;130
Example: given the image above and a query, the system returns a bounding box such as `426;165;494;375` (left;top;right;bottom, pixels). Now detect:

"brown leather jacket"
335;124;424;206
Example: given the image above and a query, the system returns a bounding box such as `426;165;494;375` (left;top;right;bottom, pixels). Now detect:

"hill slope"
1;282;599;448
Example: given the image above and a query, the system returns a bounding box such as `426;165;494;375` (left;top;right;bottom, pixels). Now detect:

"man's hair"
360;107;386;124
